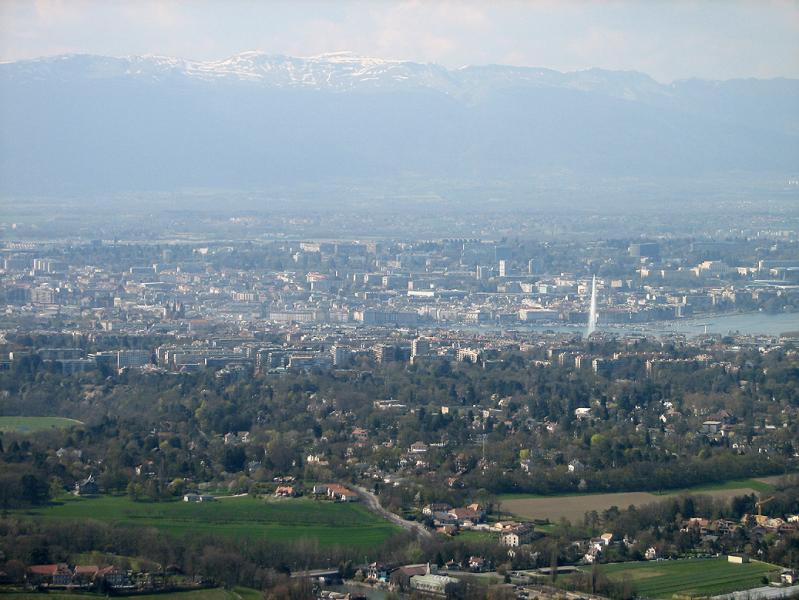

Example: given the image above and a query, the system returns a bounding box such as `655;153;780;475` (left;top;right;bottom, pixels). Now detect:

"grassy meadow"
14;494;400;549
0;416;83;433
589;557;778;599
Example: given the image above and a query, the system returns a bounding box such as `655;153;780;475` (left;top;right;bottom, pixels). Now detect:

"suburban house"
448;506;485;526
430;511;458;527
711;409;737;425
73;565;100;585
183;493;215;503
315;483;359;502
56;447;82;460
492;520;521;532
97;566;131;588
468;556;486;572
26;563;134;589
27;564;73;586
73;475;99;496
443;560;460;571
366;562;392;583
728;554;750;564
135;461;156;477
274;486;296;497
223;431;250;445
583;533;614;563
682;518;712;533
422;503;451;516
568;459;585;473
584;544;602;564
781;570;797;585
501;524;534;547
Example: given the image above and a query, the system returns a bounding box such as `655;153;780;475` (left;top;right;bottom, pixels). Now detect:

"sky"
1;0;798;82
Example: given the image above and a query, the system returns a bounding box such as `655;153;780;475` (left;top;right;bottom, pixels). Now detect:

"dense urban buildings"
1;229;798;599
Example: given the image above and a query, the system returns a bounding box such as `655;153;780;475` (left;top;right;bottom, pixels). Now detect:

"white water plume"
587;275;598;336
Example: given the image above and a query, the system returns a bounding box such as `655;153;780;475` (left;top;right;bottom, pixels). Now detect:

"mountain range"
1;52;797;194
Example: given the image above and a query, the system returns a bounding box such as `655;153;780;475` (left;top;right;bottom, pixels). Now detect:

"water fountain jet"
586;275;598;336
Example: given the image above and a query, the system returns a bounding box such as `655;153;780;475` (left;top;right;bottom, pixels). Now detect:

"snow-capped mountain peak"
1;51;796;195
0;51;665;98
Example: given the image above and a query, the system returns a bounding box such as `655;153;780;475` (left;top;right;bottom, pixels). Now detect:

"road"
714;585;799;600
290;568;341;579
352;485;434;541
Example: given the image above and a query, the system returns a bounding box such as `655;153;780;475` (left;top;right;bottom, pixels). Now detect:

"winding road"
352;485;434;541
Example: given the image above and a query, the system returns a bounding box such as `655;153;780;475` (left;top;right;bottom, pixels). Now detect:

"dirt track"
353;485;434;540
504;487;764;524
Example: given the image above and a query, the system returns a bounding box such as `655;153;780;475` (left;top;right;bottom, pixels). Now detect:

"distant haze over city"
1;51;797;197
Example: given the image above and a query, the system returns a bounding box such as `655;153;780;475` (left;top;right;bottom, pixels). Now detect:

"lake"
602;311;799;337
449;311;799;337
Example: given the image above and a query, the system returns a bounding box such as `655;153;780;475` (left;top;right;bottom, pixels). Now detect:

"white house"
501;524;533;547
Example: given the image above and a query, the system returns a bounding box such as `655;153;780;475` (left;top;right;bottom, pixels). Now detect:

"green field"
0;588;259;600
657;477;777;495
0;416;83;433
71;551;161;572
591;557;778;598
457;529;497;542
14;495;400;549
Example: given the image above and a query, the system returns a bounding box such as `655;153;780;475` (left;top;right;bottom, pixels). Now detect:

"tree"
19;472;50;505
222;446;246;473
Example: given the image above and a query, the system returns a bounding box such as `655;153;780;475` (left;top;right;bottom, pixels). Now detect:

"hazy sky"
2;0;798;82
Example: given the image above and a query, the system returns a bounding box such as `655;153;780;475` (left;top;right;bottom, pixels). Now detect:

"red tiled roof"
28;564;68;576
75;565;99;575
450;508;482;520
327;483;357;497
